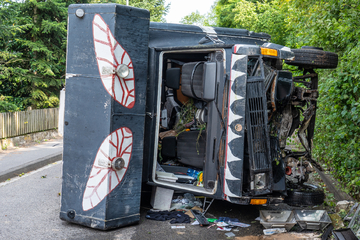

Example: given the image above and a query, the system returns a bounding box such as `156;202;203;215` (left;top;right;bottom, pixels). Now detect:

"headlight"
255;173;267;190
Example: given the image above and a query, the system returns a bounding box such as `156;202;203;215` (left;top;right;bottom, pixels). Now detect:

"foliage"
0;0;168;111
0;0;69;109
0;96;19;112
213;0;360;198
216;0;289;45
180;7;217;27
180;10;206;26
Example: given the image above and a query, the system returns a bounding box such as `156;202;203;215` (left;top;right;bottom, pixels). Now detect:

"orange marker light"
260;47;278;57
250;199;267;205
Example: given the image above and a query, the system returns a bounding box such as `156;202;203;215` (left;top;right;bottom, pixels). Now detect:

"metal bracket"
202;197;215;215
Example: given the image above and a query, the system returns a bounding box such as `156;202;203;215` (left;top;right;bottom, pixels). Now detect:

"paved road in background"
0;161;266;240
0;138;62;182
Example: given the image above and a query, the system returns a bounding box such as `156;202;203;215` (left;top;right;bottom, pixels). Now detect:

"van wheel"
285;46;338;69
284;183;325;206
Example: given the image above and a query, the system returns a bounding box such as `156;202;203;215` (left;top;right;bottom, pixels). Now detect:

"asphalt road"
0;161;268;240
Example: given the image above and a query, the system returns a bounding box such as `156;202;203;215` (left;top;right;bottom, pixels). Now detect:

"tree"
180;10;206;26
0;0;169;111
180;7;217;27
0;0;68;109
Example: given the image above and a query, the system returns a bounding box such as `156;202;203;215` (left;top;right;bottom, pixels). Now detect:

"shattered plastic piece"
228;221;251;228
207;223;216;229
263;228;286;235
217;217;239;223
217;222;229;227
216;227;232;231
255;217;261;221
191;220;199;225
171;226;185;229
225;232;236;237
207;218;217;223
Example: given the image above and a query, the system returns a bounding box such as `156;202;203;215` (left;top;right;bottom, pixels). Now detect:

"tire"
301;46;323;51
284;183;325;206
285;46;338;69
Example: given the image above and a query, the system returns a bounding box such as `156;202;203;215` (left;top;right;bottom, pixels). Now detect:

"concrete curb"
0;152;62;183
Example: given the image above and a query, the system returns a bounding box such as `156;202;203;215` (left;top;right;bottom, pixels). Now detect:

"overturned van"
60;4;338;230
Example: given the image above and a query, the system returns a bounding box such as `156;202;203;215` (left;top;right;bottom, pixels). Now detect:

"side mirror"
165;68;180;89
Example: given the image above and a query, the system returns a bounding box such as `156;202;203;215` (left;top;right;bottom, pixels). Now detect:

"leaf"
93;14;135;109
82;127;133;211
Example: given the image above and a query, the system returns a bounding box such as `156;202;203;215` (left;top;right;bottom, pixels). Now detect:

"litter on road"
225;232;235;237
263;228;286;235
171;226;185;229
145;210;191;224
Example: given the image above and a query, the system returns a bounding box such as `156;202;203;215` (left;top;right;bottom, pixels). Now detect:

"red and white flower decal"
93;14;135;108
82;127;133;211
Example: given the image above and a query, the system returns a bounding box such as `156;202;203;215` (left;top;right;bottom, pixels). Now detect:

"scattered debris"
207;218;217;223
329;213;344;229
171;226;185;229
207;223;216;229
191;220;199;225
191;209;209;226
217;217;240;222
145;210;191;224
344;203;359;221
263;228;286;235
348;204;360;238
170;193;202;210
336;200;354;212
216;226;232;231
225;232;236;237
235;232;322;239
228;221;251;228
332;228;357;240
217;222;229;227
